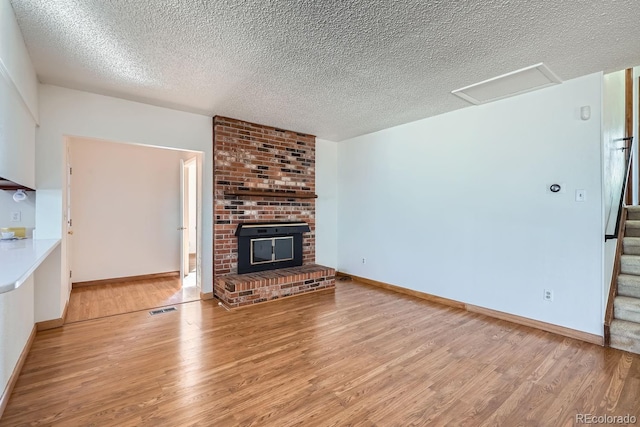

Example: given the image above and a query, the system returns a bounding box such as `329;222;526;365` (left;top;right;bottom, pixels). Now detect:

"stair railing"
604;136;634;345
605;137;634;241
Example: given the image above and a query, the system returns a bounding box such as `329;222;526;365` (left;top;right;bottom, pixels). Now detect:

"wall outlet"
10;211;21;222
362;258;366;264
543;289;554;302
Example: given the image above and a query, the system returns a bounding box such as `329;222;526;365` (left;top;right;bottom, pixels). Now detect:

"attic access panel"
452;63;562;105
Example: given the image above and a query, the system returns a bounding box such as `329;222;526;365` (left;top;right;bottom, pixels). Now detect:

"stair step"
623;237;640;255
627;206;640;221
618;274;640;298
610;319;640;354
626;220;640;237
614;296;640;323
620;255;640;275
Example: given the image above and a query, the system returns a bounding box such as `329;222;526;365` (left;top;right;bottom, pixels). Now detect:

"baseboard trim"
337;272;465;310
36;300;69;331
342;272;603;346
200;291;214;300
466;305;603;346
0;324;36;418
72;271;180;288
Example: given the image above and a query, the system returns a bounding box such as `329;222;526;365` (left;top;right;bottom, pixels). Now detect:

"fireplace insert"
235;222;310;274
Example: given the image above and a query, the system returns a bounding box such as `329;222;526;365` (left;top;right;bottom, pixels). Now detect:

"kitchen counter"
0;238;61;294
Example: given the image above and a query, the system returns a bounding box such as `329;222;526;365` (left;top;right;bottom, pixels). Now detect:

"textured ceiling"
9;0;640;141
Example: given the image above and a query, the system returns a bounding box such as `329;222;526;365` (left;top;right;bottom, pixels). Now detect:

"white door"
179;159;189;282
182;161;190;276
66;143;74;293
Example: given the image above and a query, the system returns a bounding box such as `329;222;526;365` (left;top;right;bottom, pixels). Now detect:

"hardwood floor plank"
66;276;199;323
2;280;640;426
450;376;515;426
599;352;634;412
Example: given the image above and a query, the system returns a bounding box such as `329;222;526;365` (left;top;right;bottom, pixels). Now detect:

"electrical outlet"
362;258;366;264
543;289;554;302
10;211;21;222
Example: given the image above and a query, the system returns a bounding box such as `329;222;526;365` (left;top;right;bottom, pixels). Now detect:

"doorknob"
67;230;74;235
177;227;187;230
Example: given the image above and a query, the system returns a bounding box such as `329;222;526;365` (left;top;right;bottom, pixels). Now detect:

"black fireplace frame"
235;222;310;274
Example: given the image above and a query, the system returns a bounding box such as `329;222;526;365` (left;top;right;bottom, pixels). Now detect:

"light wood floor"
66;275;200;323
3;280;640;426
189;252;196;273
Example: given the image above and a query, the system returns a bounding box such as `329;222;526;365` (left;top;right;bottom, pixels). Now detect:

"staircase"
610;206;640;353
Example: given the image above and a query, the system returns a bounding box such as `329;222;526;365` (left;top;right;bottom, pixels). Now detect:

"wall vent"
451;63;562;105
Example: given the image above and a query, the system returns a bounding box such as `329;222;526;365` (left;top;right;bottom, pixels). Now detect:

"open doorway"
182;158;198;290
64;136;203;323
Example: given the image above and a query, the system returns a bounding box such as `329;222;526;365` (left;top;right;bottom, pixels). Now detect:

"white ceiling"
9;0;640;141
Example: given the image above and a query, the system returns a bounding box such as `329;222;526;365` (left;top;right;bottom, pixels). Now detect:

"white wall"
35;84;213;317
338;73;604;336
0;189;35;233
602;70;626;236
0;0;38;405
34;244;62;322
315;138;338;268
70;138;195;282
602;70;627;316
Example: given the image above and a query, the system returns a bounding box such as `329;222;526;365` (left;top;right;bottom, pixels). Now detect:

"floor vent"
149;307;177;316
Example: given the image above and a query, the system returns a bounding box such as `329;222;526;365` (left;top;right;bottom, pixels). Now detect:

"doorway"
64;136;203;323
181;157;198;290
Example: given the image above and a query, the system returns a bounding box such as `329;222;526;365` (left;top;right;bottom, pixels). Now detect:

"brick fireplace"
235;222;310;274
213;116;335;307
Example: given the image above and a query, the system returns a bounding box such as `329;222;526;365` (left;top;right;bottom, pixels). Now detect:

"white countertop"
0;238;61;294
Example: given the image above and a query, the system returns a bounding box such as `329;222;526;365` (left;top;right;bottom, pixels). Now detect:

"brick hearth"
216;264;335;308
213;116;334;307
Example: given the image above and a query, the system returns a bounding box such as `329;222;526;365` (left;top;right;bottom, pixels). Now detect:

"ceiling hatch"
451;63;562;105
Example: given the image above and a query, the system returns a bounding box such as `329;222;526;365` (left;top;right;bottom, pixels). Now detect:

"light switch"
575;190;586;202
10;211;21;222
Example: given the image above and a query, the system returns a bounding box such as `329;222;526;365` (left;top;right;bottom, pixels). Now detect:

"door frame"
64;136;204;295
64;137;73;296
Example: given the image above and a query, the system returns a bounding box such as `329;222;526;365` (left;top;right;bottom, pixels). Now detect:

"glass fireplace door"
250;236;294;265
273;237;293;261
